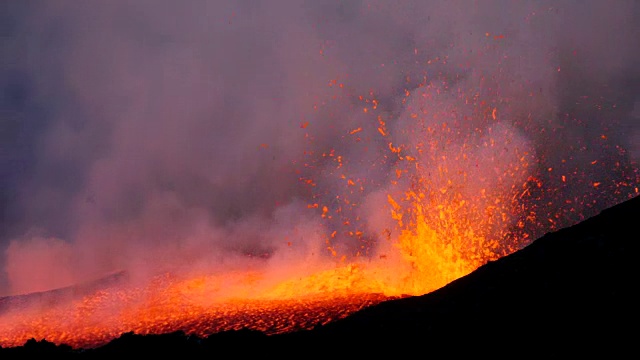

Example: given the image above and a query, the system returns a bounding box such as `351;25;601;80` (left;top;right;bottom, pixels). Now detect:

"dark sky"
1;0;639;296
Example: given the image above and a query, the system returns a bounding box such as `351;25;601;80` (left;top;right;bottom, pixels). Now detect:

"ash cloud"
1;0;638;296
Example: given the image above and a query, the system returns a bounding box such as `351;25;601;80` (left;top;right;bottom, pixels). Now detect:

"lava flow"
1;74;638;349
0;270;396;349
2;5;640;347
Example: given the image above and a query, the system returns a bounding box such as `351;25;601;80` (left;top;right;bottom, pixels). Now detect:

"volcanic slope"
289;193;638;356
1;194;637;358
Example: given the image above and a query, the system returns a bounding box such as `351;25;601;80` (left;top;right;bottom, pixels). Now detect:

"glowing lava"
0;270;395;349
1;78;638;351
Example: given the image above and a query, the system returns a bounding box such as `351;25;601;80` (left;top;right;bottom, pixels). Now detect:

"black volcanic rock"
289;194;638;356
1;195;638;358
0;338;77;358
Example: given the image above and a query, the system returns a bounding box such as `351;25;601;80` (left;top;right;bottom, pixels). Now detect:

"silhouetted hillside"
2;195;637;358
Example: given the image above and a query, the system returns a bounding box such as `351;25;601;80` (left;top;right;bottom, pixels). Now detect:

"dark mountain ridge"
2;194;637;358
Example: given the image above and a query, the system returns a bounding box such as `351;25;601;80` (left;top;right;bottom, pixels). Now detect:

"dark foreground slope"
2;195;638;358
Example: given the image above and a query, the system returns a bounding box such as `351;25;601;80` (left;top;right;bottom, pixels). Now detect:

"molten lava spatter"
0;270;397;349
2;60;639;352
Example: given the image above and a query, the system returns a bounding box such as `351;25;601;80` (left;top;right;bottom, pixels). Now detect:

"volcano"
3;1;639;358
1;194;636;357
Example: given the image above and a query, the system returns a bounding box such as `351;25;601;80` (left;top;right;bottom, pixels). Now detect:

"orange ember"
0;271;396;349
1;78;638;351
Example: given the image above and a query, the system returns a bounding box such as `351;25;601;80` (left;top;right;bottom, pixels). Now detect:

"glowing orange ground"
1;79;637;350
1;265;412;349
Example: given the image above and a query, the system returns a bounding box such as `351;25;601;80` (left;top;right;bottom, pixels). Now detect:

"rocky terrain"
1;194;637;358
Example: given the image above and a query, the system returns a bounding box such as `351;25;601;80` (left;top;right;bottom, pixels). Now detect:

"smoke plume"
1;0;638;296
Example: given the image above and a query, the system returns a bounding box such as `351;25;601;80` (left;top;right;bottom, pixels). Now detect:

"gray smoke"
1;0;638;296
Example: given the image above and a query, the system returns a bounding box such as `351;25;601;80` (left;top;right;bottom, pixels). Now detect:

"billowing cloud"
1;0;638;296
